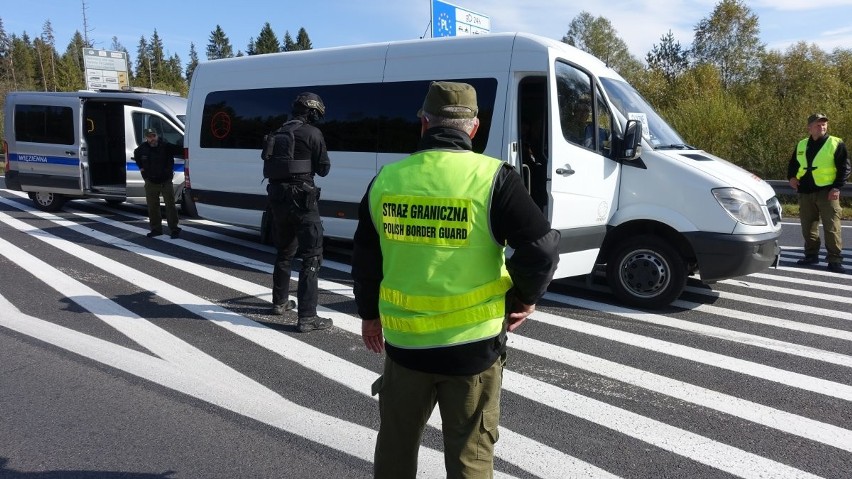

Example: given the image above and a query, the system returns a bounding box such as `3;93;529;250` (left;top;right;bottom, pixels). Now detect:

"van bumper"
683;231;780;282
3;170;23;190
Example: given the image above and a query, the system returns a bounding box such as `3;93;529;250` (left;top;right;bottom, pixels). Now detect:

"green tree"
692;0;764;88
10;33;38;91
646;30;689;84
206;25;233;60
39;20;58;91
282;31;295;52
185;42;199;84
134;35;152;87
0;17;13;89
293;27;312;51
561;11;643;81
253;22;280;54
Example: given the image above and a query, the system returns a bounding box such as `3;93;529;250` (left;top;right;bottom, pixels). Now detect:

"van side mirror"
619;119;643;160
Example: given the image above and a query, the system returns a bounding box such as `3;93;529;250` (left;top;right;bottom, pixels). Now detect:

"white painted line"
533;300;852;402
502;369;824;479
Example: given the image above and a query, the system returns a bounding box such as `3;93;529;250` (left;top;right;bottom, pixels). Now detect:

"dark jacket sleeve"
490;164;560;305
351;182;382;320
833;141;850;189
133;144;149;179
311;128;331;178
787;147;800;180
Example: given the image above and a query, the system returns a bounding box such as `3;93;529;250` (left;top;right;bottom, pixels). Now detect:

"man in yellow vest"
352;81;560;478
787;113;850;273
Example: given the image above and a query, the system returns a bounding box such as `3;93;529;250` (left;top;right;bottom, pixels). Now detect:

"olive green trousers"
798;191;843;263
372;355;504;479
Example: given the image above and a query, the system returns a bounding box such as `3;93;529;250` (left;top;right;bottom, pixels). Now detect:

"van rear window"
14;104;75;145
199;78;496;154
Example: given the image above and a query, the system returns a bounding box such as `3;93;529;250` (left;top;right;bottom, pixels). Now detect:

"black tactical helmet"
292;92;326;118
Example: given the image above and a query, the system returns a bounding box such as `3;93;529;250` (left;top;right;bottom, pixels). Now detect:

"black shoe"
827;263;846;273
270;300;296;315
146;231;163;238
297;316;333;332
796;255;818;265
170;228;182;239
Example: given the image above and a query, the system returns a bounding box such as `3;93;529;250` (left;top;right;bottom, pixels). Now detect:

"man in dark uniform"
133;128;182;239
264;92;333;332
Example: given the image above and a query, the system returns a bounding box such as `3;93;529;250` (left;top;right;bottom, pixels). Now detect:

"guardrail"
766;180;795;197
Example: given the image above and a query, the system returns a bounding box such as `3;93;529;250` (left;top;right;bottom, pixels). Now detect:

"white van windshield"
599;78;691;150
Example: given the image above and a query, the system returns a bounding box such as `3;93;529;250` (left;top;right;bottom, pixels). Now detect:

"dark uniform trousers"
144;179;179;233
268;181;323;318
373;355;504;479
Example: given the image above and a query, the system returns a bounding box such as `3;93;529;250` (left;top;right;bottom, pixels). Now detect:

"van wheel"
28;192;67;212
606;235;686;309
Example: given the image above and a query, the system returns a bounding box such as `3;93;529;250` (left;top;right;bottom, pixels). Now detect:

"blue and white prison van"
2;89;188;212
184;32;782;308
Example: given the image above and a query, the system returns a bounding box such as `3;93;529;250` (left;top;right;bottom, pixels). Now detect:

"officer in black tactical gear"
264;92;332;332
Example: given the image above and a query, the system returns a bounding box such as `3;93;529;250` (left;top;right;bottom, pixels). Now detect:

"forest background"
1;0;850;215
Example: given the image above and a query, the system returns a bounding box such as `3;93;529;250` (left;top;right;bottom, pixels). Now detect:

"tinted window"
200;78;496;154
14;104;75;145
132;112;185;156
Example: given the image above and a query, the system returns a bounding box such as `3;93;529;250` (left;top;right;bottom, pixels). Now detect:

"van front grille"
767;197;782;226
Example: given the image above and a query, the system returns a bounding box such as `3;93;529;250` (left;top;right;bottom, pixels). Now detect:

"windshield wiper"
655;143;694;150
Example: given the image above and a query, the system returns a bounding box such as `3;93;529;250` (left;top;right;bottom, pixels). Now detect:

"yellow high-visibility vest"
368;149;512;348
796;136;841;187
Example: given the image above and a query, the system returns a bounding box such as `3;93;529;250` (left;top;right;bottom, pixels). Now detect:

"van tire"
606;235;686;309
28;192;67;212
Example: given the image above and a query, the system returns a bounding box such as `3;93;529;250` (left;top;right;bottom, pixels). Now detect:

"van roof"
6;90;187;126
193;32;624;85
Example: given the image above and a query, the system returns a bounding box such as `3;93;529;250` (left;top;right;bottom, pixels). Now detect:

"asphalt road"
0;185;850;479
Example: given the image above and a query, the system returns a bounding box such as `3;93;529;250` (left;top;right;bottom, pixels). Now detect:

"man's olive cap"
808;113;828;124
418;81;478;119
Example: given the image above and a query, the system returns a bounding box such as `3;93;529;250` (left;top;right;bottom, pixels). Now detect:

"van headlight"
712;188;767;226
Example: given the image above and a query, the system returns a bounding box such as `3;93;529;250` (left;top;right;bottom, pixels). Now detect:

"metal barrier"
766;180;795;197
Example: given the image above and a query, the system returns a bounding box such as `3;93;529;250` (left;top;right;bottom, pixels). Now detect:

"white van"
184;32;781;308
3;89;188;212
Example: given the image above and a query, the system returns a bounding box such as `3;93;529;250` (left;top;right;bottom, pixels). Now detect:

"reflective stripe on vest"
369;149;512;348
796;136;841;187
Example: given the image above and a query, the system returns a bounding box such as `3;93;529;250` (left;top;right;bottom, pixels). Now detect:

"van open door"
545;59;620;278
14;96;85;211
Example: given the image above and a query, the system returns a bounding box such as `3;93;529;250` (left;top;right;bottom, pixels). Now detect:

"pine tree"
646;30;690;84
254;22;280;54
134;35;152;87
206;25;233;60
186;42;199;84
282;31;295;52
41;20;58;91
294;28;312;51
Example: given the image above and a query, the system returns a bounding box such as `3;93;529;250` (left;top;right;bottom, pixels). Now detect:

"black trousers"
268;181;323;318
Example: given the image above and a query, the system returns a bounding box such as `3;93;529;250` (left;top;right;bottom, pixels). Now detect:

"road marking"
0;196;840;477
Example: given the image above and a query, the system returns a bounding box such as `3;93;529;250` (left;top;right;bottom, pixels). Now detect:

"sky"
3;0;852;68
